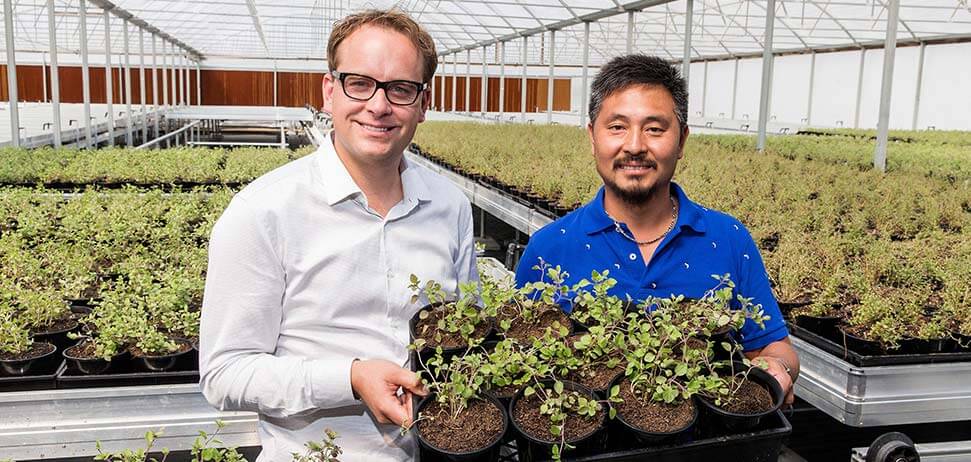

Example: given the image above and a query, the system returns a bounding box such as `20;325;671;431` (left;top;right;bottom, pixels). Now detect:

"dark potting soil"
0;342;55;361
414;308;491;350
721;379;773;414
616;379;695;433
565;335;626;391
417;399;503;453
513;391;604;443
490;383;520;400
129;341;192;358
502;305;570;343
31;317;78;335
67;341;102;359
568;363;625;392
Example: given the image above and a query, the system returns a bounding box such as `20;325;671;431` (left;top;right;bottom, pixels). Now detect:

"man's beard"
604;178;659;206
603;157;662;205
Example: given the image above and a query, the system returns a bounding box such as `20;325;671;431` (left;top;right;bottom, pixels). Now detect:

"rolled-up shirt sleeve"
199;197;357;418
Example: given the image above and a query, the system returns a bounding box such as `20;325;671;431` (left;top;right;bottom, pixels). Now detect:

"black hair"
588;54;688;128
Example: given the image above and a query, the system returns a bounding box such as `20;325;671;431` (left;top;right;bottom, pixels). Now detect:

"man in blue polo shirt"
515;54;798;404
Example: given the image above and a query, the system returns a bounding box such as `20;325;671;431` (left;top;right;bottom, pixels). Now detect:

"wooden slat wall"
434;75;571;113
5;65;574;111
0;64;193;106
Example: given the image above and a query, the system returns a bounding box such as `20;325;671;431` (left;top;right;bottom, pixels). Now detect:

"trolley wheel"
866;432;920;462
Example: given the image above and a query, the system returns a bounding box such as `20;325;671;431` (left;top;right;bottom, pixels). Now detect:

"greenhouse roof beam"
686;30;971;62
87;0;202;59
442;0;678;54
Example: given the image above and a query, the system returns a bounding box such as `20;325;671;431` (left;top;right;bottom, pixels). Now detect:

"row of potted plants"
0;421;342;462
0;188;228;377
405;264;785;461
410;122;971;353
0;145;314;186
796;128;971;147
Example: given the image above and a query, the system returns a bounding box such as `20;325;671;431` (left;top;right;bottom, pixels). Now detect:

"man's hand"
755;356;795;405
350;359;428;426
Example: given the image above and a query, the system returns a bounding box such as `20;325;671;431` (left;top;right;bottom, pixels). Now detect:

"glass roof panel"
3;0;969;67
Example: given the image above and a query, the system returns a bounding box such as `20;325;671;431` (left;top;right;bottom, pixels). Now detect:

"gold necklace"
608;196;678;246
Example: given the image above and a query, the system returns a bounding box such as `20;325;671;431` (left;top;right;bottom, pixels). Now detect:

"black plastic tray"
788;323;971;367
57;350;199;389
0;359;65;392
484;410;790;462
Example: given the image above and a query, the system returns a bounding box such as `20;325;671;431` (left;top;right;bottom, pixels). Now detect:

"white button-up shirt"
199;135;477;462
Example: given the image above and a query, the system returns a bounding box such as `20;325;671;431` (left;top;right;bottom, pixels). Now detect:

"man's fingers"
393;368;429;396
380;396;412;427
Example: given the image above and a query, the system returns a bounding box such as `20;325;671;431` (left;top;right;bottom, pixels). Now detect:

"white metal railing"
135;120;201;150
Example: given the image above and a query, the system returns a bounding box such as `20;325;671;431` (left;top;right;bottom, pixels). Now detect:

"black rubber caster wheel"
866;432;920;462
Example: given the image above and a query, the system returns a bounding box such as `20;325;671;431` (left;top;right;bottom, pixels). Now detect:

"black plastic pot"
610;376;698;448
509;380;607;462
895;336;958;354
64;341;127;375
409;303;494;367
131;338;194;372
698;363;784;431
415;393;508;462
839;327;885;356
0;342;57;376
31;319;80;352
794;314;841;341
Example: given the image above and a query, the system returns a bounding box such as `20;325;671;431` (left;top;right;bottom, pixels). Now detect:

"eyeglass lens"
342;74;421;105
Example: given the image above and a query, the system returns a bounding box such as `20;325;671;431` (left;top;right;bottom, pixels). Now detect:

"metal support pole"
273;67;278;106
42;53;48;102
178;53;184;106
3;0;19;147
682;0;693;84
171;46;178;108
626;11;635;53
465;49;471;112
79;0;93;147
873;0;900;173
911;42;925;131
151;35;159;141
102;9;114;146
161;41;169;108
47;0;62;146
581;21;590;126
123;19;133;147
756;0;776;151
701;60;708;117
196;62;201;106
481;45;487;115
438;57;444;111
547;30;555;124
807;52;816;125
498;42;505;118
521;36;527;122
139;28;147;142
731;57;739;119
853;48;866;129
451;54;457;112
183;54;189;106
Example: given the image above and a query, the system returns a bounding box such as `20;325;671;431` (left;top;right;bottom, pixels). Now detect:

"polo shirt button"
651;282;657;289
629;253;637;261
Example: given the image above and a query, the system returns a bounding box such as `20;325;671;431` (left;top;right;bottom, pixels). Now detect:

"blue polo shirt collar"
579;182;707;236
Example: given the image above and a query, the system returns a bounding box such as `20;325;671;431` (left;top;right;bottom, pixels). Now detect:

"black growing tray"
57;350;199;389
789;323;971;367
0;359;65;392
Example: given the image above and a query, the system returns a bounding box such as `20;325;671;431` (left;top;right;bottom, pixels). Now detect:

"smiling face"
588;83;688;205
322;25;430;169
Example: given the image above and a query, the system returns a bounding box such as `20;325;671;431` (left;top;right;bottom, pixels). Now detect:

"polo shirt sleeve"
199;197;358;418
731;221;789;351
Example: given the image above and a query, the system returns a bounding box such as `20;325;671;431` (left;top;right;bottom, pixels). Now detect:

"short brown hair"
327;9;438;83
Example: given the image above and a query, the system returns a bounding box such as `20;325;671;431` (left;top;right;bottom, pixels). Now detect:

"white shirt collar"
317;131;432;207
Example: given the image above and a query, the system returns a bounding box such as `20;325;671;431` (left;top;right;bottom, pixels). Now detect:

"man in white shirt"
199;10;477;461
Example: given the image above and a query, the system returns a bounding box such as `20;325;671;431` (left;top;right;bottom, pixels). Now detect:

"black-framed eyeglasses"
331;71;427;106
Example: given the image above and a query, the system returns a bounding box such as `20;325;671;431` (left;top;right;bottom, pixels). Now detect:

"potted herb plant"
410;343;507;462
